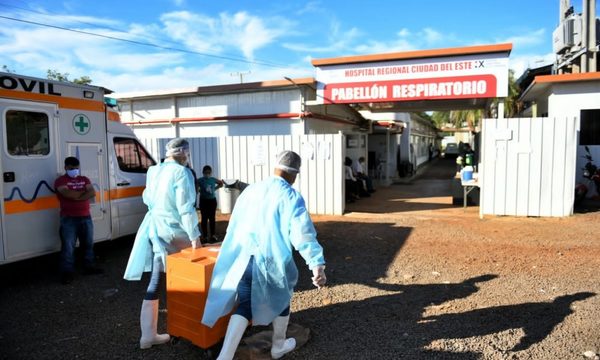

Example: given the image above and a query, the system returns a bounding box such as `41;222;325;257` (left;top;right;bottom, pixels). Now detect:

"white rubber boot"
139;299;170;349
271;315;296;359
217;314;249;360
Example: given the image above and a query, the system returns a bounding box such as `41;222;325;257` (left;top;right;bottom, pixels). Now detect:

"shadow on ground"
574;197;600;214
0;219;596;359
288;220;597;359
291;276;595;359
295;221;412;291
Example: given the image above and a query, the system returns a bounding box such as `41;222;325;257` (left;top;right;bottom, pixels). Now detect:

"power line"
0;1;279;67
0;2;138;39
0;13;292;69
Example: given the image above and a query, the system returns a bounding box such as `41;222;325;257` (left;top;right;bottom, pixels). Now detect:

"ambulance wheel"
170;336;180;345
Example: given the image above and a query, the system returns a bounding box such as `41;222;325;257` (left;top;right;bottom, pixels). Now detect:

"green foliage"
72;76;92;85
2;65;15;73
432;112;450;128
503;69;522;118
46;69;92;85
431;68;523;128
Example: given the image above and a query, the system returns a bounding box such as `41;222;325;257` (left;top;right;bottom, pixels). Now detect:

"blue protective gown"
124;160;200;280
201;176;325;327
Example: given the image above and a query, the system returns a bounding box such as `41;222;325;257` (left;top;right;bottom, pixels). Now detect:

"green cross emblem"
73;114;91;135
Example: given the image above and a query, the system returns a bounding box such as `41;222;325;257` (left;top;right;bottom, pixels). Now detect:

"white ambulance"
0;72;155;264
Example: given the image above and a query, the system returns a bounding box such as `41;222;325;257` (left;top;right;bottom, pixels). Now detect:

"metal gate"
480;117;578;217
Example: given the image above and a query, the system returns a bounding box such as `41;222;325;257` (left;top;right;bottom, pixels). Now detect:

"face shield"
165;138;190;165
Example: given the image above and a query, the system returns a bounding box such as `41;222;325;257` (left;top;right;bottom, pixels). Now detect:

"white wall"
409;115;438;167
368;134;388;179
548;82;600;118
548;82;600;190
386;135;400;180
133;125;177;141
345;134;368;167
304;118;354;134
124;98;175;121
179;118;304;137
120;89;302;122
481;117;578;217
139;134;345;215
178;90;302;118
535;96;550;116
129;118;304;139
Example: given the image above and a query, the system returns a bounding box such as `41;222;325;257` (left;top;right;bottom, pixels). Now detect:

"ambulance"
0;72;155;264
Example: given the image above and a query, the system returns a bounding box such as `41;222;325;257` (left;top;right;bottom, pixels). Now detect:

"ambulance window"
114;137;156;173
5;110;50;156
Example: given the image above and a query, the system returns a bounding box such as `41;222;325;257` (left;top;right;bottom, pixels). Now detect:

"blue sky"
0;0;595;93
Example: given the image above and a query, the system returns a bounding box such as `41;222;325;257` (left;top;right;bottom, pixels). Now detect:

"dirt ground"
1;157;599;359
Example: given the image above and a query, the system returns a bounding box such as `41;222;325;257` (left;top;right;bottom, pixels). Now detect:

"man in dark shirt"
54;157;102;284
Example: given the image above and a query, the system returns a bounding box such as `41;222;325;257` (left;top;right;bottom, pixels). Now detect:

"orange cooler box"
166;245;230;349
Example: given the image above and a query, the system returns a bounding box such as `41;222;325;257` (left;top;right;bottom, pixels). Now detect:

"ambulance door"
0;99;59;262
108;135;155;238
66;143;111;241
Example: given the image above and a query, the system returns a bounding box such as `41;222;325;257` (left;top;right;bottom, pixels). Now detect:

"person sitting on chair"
352;156;375;193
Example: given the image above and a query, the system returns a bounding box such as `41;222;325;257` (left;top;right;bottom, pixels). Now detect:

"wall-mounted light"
83;90;94;99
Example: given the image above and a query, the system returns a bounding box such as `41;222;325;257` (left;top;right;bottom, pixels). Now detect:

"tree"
432;111;450;128
72;76;92;85
2;65;15;73
46;69;92;85
502;69;522;118
431;68;523;129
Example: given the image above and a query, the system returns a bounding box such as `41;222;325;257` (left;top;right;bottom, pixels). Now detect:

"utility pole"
560;0;570;21
230;71;251;84
582;0;597;72
555;0;597;73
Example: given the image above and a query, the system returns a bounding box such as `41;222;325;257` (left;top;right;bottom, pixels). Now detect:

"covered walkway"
344;157;472;216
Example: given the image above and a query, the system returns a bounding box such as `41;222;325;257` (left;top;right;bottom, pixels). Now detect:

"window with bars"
114;137;155;173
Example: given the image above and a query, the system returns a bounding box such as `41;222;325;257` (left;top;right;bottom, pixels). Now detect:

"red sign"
322;75;497;104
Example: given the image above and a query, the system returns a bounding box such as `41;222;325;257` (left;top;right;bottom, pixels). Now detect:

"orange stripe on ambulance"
0;72;156;264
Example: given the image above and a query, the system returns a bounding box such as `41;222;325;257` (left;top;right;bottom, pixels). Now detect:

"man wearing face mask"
124;138;202;350
54;156;102;285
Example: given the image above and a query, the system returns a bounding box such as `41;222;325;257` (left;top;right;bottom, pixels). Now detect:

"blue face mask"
66;169;80;178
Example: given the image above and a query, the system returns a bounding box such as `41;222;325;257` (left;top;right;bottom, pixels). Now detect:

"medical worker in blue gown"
202;150;327;360
124;138;202;349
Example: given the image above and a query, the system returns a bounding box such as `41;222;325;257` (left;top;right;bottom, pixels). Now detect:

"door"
66;142;111;240
109;135;155;238
0;99;59;262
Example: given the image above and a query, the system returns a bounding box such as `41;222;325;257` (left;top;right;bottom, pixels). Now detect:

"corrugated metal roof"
113;77;316;100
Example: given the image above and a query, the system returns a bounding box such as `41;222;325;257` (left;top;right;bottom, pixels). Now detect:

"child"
197;165;223;243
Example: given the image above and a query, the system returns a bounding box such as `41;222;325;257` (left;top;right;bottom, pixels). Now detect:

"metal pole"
498;101;505;119
582;0;590;72
588;0;597;72
560;0;570;21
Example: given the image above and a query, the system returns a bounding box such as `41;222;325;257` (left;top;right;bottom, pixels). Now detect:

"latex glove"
191;237;202;249
311;265;326;288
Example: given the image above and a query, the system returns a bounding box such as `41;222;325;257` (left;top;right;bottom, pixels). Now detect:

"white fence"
141;134;345;215
480;117;578;217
